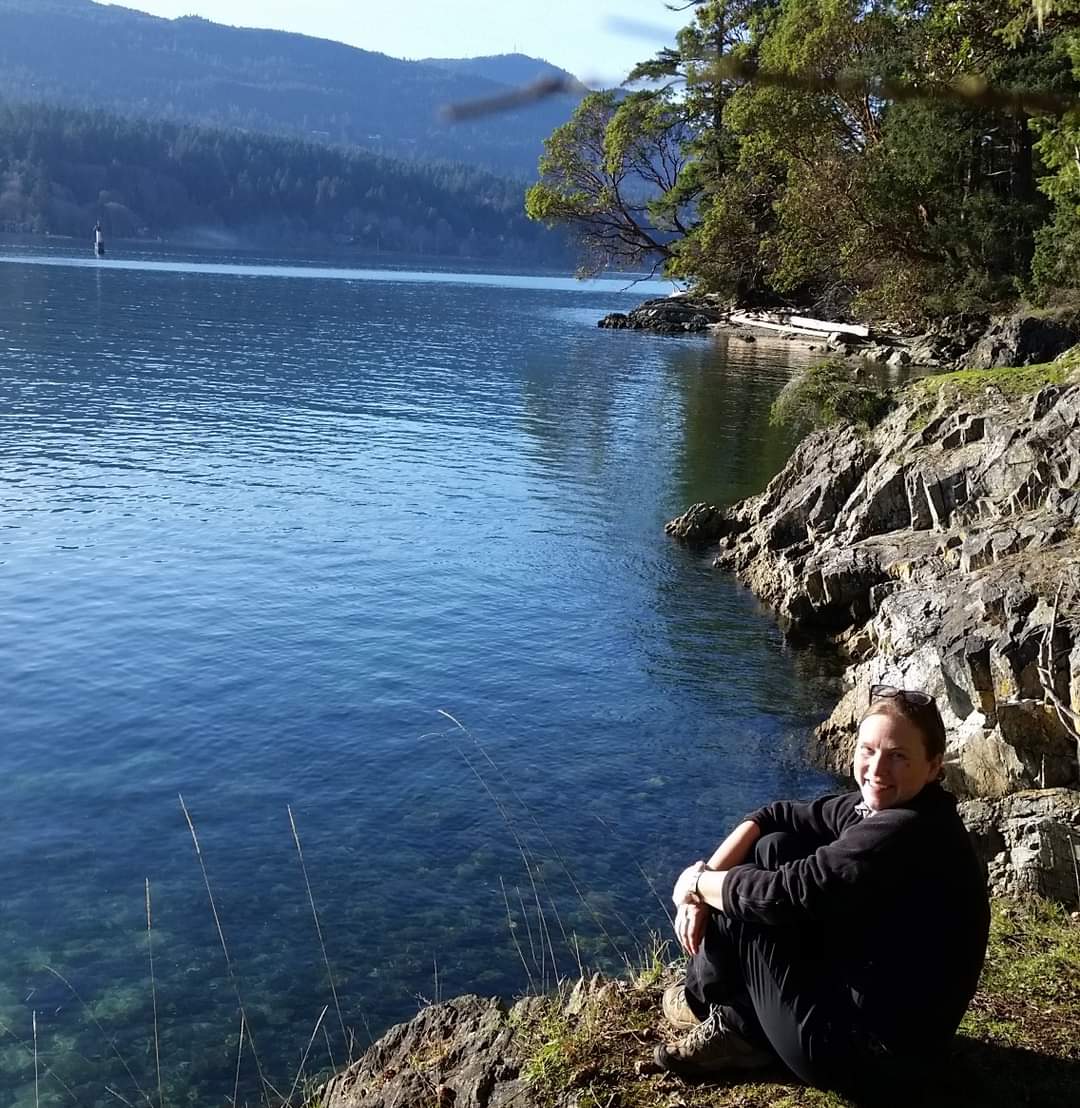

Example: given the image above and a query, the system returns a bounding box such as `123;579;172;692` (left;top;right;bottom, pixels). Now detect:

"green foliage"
525;89;693;275
0;99;572;261
532;0;1080;320
769;359;896;433
519;999;581;1096
629;933;671;990
528;2;756;277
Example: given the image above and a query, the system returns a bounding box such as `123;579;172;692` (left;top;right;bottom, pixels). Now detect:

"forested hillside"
0;100;572;262
528;0;1080;323
421;54;578;88
0;0;582;178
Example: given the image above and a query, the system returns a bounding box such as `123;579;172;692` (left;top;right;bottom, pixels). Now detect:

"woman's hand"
672;860;706;908
675;900;708;957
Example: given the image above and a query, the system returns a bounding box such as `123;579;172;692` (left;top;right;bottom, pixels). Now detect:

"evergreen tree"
527;0;1080;321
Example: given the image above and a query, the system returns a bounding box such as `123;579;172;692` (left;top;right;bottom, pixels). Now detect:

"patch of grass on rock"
913;355;1075;402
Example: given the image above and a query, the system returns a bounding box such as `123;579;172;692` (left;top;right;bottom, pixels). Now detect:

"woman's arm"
745;794;852;842
705;820;761;871
674;820;761;906
672;821;762;952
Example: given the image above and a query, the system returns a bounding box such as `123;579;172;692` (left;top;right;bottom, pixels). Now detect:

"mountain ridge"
0;0;582;177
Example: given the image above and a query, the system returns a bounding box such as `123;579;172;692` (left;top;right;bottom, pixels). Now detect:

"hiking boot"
662;982;701;1031
655;1007;774;1076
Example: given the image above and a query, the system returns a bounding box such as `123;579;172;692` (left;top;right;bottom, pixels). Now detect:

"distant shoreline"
0;232;674;289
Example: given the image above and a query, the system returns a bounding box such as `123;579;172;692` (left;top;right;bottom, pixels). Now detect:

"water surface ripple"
0;247;841;1106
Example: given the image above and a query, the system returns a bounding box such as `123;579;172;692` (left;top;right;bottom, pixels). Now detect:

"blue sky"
102;1;691;82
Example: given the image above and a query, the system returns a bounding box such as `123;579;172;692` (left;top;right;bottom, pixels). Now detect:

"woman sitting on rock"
659;685;990;1095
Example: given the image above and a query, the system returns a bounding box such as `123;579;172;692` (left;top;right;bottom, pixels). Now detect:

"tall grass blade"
437;726;558;985
593;812;675;928
514;884;538;973
437;710;630;962
532;883;560;986
322;1024;336;1071
145;880;164;1108
499;876;535;990
0;1015;83;1102
287;805;353;1060
549;897;579;980
177;794;272;1106
285;1005;328;1107
32;1010;39;1108
231;1013;245;1108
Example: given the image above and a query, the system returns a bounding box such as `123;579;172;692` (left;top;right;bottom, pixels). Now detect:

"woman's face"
853;712;943;811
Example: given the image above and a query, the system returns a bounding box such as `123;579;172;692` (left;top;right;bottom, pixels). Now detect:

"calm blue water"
0;244;841;1107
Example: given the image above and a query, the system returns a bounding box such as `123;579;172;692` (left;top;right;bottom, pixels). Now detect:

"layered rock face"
668;377;1080;903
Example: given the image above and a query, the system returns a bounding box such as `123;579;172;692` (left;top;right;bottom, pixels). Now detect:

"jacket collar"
855;781;954;820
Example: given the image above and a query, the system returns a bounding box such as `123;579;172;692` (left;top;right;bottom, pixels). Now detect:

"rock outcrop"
960;789;1080;904
599;295;1080;371
317;979;654;1108
668;371;1080;904
598;294;727;334
321;995;542;1108
963;311;1080;370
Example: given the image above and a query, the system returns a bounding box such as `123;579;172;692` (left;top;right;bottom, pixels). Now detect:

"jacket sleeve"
723;808;920;925
744;792;858;844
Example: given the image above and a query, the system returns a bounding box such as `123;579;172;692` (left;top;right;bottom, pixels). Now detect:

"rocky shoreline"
314;901;1079;1107
307;352;1080;1108
667;357;1080;903
599;294;1080;372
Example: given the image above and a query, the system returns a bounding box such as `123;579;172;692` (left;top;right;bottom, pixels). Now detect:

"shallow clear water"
0;244;842;1106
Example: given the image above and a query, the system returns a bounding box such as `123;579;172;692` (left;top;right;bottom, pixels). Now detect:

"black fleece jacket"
726;783;990;1053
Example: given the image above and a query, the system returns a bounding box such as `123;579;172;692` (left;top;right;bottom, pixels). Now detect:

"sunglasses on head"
869;683;933;708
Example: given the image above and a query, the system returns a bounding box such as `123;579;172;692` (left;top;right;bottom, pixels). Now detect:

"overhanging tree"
525;88;695;275
525;1;759;279
528;0;1080;318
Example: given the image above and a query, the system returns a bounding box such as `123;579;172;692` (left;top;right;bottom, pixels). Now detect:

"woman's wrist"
692;863;709;900
694;866;727;912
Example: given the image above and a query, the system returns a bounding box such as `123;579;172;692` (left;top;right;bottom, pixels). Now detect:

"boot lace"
680;1006;726;1052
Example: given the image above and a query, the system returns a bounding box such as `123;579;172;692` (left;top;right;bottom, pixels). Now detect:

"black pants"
684;831;889;1093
